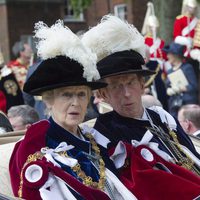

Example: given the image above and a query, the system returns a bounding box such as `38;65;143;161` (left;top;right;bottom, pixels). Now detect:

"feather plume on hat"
34;20;100;81
81;15;146;62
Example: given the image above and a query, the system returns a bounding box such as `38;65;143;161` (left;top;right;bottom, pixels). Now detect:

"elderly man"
7;105;39;131
178;104;200;137
82;15;200;173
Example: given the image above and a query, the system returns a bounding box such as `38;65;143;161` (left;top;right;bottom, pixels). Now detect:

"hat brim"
25;81;107;96
100;69;156;79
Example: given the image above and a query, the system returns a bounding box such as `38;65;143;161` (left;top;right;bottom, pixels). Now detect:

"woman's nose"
71;95;80;106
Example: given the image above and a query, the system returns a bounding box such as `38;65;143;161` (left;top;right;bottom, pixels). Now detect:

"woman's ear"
43;97;54;110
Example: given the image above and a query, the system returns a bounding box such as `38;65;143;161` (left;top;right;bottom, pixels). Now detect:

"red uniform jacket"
173;15;196;39
145;36;167;60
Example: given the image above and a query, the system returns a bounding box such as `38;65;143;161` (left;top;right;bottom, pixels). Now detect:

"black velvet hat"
82;15;156;79
23;20;106;95
24;56;107;95
97;50;155;79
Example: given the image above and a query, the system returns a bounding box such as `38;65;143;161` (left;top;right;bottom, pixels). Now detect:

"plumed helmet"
141;2;159;35
183;0;197;7
147;15;159;28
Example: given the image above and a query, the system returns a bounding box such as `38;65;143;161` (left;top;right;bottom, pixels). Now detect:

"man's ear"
98;88;109;102
140;77;145;93
185;119;190;131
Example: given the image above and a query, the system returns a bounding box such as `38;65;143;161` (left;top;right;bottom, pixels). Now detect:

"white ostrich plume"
34;20;100;81
82;15;146;61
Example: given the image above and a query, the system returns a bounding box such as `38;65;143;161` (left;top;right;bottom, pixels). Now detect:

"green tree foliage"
70;0;93;17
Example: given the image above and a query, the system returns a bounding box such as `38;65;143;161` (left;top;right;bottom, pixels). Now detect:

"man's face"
185;5;196;16
20;44;33;64
177;109;188;133
9;116;27;131
167;53;176;65
100;73;145;118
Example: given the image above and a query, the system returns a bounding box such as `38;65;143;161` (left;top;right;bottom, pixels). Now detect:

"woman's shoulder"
181;62;193;69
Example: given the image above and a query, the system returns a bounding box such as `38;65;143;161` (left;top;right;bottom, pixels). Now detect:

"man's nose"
123;85;131;97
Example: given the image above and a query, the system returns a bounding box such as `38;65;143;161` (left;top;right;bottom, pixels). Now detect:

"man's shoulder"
181;62;193;69
97;111;115;121
146;108;162;120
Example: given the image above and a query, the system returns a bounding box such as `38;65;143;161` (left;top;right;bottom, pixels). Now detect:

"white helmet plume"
34;20;100;81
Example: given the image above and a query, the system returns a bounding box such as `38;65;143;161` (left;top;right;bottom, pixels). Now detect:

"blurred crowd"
1;1;200;199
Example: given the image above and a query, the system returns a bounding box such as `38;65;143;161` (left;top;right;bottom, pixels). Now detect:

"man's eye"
129;80;137;86
78;91;86;97
110;84;120;89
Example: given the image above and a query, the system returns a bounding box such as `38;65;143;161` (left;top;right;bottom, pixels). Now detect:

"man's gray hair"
179;104;200;129
8;105;39;125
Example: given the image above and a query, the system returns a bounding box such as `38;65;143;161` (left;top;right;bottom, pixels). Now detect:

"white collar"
81;125;111;148
134;107;148;121
193;130;200;136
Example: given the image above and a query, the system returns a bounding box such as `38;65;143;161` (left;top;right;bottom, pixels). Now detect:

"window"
64;0;84;22
114;4;127;20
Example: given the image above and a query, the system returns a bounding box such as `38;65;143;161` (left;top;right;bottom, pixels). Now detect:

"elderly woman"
9;21;136;200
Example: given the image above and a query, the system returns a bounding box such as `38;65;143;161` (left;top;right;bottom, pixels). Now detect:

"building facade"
0;0;148;63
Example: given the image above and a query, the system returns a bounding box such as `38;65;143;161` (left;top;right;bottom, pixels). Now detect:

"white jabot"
193;130;200;137
41;142;77;168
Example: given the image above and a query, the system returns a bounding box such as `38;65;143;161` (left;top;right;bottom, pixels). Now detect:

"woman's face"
48;86;91;133
167;53;176;65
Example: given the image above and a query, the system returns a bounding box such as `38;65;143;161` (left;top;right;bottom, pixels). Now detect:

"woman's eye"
78;91;86;97
63;92;73;98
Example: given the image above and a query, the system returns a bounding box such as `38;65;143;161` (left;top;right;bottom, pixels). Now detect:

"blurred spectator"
142;94;162;108
7;41;33;90
178;104;200;137
0;111;13;134
142;2;168;110
163;42;198;118
7;105;39;131
0;48;24;113
23;60;47;119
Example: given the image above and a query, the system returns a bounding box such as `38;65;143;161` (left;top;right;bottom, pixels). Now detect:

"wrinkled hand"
167;87;176;96
179;85;187;92
167;85;185;96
